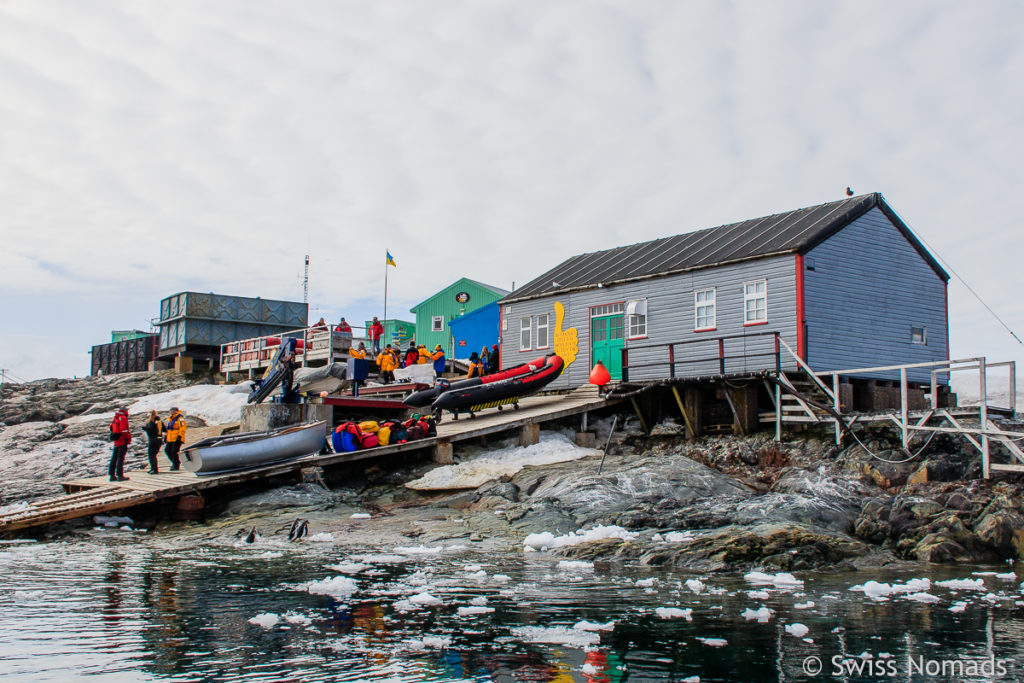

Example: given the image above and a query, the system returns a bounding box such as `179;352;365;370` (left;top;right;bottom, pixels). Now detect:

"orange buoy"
589;361;611;387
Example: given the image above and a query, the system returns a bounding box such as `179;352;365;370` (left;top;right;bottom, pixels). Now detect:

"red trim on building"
795;253;806;360
743;320;769;327
944;284;950;361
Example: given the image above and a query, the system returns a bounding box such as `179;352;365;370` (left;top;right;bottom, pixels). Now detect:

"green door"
591;314;624;379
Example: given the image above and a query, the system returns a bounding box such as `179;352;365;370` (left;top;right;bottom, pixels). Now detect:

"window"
536;313;549;348
520;317;531;350
626;299;647;338
431;316;444;332
911;326;927;345
743;279;767;325
590;302;624;318
695;288;716;330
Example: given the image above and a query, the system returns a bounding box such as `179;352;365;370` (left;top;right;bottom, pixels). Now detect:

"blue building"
499;193;949;390
448;302;500;359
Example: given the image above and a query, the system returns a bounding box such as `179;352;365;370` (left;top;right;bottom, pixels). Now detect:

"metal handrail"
620;330;784;381
775;337;837;404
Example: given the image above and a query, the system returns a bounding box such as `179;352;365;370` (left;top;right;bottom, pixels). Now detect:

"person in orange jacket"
164;407;187;471
349;342;367;359
430;344;446;374
376;344;397;384
108;407;131;482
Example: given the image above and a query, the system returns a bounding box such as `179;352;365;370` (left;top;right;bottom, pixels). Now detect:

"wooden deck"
0;385;616;534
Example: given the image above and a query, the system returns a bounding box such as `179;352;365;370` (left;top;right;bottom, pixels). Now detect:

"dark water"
2;529;1024;682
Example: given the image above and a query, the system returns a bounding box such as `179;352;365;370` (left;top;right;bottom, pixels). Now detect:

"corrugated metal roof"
504;193;947;303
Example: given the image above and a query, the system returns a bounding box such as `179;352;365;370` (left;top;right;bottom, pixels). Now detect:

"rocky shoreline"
3;372;1024;572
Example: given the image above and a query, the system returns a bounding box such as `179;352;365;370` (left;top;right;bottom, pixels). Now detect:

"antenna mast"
303;255;309;304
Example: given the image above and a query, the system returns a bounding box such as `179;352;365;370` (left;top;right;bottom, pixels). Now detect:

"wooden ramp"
1;385;616;534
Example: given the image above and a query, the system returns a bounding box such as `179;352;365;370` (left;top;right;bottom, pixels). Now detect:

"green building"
410;278;509;353
364;318;416;348
111;329;152;342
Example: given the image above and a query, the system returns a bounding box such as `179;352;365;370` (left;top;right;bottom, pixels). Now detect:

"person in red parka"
108;407;131;482
369;317;384;355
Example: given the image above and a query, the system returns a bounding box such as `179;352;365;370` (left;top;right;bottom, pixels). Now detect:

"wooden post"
720;381;745;436
519;423;540;447
629;397;650;434
671;386;696;439
434;440;454;464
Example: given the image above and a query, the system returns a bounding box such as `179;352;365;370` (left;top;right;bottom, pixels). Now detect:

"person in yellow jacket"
416;344;430;364
376;344;397;384
349;342;367;359
163;407;187;471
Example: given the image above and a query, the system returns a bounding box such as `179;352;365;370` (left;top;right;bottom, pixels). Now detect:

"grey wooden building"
499;193;950;391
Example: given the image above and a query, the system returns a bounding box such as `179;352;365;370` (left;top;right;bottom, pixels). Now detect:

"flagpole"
384;254;389;327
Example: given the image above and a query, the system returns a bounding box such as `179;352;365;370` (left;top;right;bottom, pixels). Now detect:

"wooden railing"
620;330;784;381
219;325;370;375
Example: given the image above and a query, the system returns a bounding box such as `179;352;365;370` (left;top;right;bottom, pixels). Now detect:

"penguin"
288;518;309;541
244;527;260;544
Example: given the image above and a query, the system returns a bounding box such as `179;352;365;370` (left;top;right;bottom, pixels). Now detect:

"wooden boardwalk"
0;385;616;534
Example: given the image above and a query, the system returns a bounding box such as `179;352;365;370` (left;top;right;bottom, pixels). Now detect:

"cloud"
0;1;1021;379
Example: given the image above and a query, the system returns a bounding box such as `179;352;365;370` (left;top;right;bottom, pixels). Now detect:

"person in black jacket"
141;410;163;474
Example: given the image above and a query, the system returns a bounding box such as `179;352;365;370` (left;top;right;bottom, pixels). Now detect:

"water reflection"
1;533;1022;682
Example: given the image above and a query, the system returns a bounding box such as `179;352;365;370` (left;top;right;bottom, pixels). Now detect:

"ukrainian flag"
386;251;397;267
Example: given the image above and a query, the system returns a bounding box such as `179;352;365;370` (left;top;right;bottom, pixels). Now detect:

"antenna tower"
303;255;309;304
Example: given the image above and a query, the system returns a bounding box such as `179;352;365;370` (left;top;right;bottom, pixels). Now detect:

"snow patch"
457;605;495;616
696;637;727;647
574;620;615;632
936;578;986;591
744;571;803;588
741;607;774;622
406;432;598;490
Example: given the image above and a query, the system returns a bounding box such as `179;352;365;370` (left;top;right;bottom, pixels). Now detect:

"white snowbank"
744;571;803;588
511;626;600;648
655;607;693;620
350;513;371;519
0;501;32;515
248;613;279;629
300;576;358;599
665;531;696;543
995;572;1017;580
407;432;598;490
523;525;637;552
785;623;809;638
68;384;250;426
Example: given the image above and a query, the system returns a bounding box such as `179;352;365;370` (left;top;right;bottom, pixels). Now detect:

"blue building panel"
448;302;500;359
803;207;949;383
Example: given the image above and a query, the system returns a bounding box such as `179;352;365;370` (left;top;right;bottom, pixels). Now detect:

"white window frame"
431;316;444;332
743;279;768;325
626;299;647;339
911;326;927;345
519;317;532;351
536;313;550;349
694;288;716;331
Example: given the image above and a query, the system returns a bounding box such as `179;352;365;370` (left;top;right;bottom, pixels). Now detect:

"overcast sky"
1;1;1021;385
